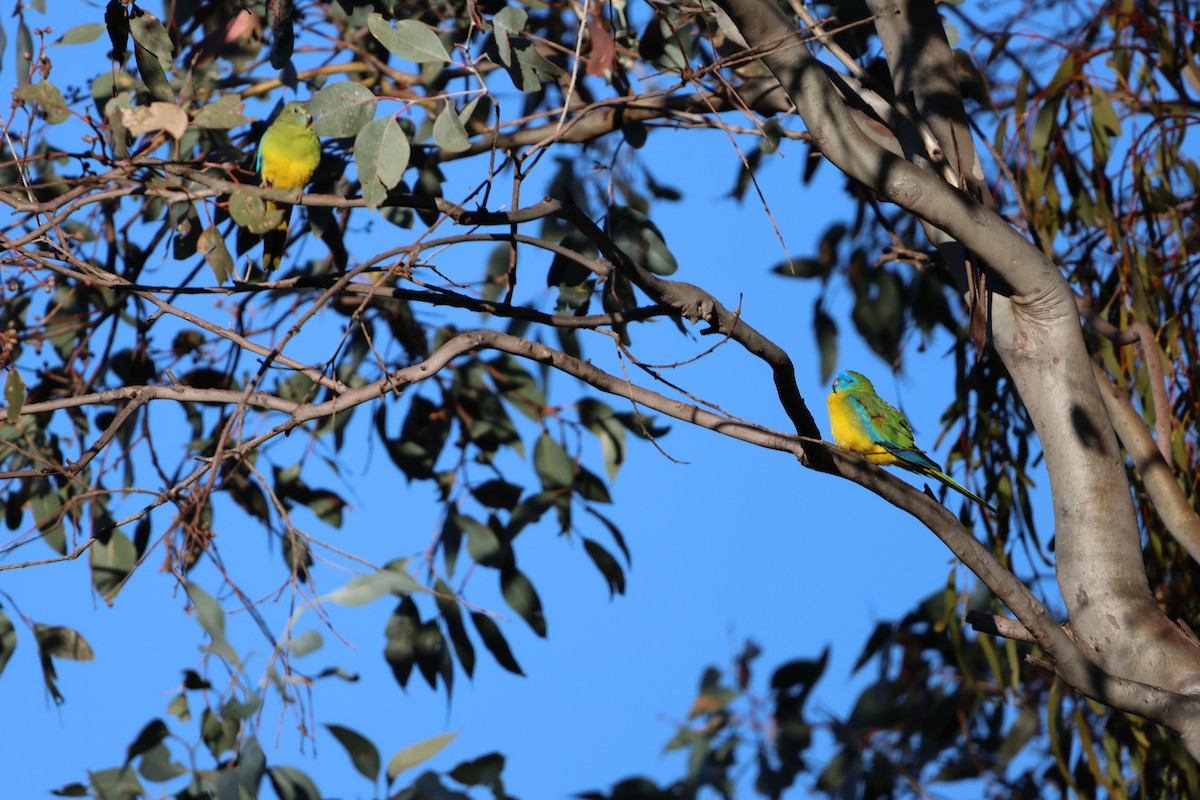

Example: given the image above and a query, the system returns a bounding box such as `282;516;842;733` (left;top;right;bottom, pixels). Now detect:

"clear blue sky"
0;4;1050;797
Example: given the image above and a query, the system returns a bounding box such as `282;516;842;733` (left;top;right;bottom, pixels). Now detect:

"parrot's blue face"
831;370;870;393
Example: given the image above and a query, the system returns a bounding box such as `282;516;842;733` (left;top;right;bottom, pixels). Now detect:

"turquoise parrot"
256;101;320;272
827;370;995;512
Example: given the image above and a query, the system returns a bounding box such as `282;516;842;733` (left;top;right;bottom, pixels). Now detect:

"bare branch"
1093;363;1200;566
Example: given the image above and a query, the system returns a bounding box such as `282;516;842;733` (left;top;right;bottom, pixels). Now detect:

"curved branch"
709;0;1059;300
447;197;824;448
831;444;1200;746
1093;363;1200;564
710;0;1200;742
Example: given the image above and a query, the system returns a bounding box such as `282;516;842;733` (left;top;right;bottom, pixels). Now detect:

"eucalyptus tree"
2;0;1197;796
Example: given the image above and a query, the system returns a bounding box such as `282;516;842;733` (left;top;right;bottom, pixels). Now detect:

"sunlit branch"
1093;363;1200;566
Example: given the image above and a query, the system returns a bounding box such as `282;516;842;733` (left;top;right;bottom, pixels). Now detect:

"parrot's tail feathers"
933;471;996;514
261;202;292;273
885;443;943;476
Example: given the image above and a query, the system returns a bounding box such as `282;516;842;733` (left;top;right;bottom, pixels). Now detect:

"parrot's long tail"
927;469;996;513
262;201;292;272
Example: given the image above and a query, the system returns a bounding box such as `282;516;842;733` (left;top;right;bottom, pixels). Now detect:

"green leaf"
267;765;321;800
435;579;475;678
770;648;829;693
503;37;566;92
15;22;31;86
771;258;827;279
326;567;421;607
578;399;626;480
5;367;25;422
91;528;135;602
367;14;452;63
384;598;419;688
86;767;144;800
326;724;381;783
574;466;611;504
124;719;170;763
500;567;547;637
471;479;523;510
607;204;678;275
508;491;556;536
481;243;510;304
0;607;16;679
51;782;87;796
470;612;523;675
105;0;130;59
136;742;187;782
623;120;648;148
229;189;283;235
231;737;267;795
278;373;316;404
55;23;106;46
13;82;70;124
197;225;233;283
35;624;94;661
129;7;172;62
376;398;451;481
414;619;452;694
493;6;528;34
547;231;597;289
814;304;838;384
129;7;174;102
440;511;463;577
102;94;132;158
201;707;238;759
288;629;323;658
309;82;377;138
583;506;632;564
492;7;528;66
582;538;626;597
533;433;574;490
433;101;470;152
448;752;506;788
386;731;458;782
30;481;65;554
193;95;252;129
458;514;502;567
355;116;411;209
489;355;546;420
306;489;346;528
221;693;262;720
166;693;189;721
186;582;225;641
1030;97;1062;159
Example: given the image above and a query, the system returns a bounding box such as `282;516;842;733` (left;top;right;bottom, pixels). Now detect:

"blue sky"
0;4;1051;798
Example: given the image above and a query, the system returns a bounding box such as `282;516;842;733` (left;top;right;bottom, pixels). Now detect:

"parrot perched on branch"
256;101;320;272
827;370;995;513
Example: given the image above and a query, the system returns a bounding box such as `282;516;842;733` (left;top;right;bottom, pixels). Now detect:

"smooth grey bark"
708;0;1200;751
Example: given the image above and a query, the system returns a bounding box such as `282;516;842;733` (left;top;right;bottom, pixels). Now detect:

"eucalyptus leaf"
309;83;377;137
355;117;410;209
367;14;451;63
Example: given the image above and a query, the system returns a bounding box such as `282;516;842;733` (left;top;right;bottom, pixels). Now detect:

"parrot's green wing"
851;389;994;511
846;391;919;451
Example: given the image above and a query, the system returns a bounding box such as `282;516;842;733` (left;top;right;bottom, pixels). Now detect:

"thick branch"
711;0;1200;733
1093;363;1200;565
709;0;1059;299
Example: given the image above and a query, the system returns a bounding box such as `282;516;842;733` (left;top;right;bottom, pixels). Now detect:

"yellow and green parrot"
827;370;995;512
256;100;320;272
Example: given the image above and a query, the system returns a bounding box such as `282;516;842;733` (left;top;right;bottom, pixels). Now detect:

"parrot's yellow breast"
259;146;319;190
827;392;897;465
